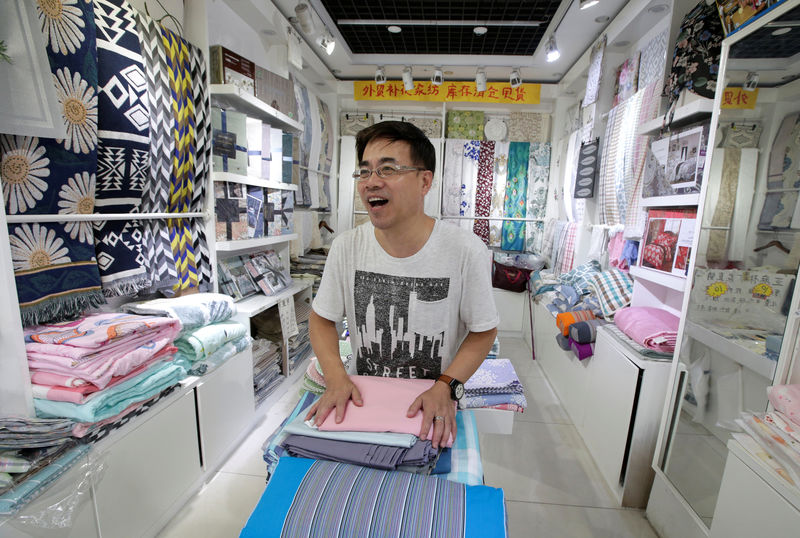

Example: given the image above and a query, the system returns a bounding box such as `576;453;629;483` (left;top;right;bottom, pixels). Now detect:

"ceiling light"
475;70;487;92
613;40;630;47
294;4;315;33
402;66;414;91
552;72;563;78
545;35;560;62
594;15;610;23
387;25;402;33
316;33;335;55
432;67;444;86
647;4;669;13
580;0;599;9
474;26;488;36
772;27;792;36
375;66;386;84
509;69;522;88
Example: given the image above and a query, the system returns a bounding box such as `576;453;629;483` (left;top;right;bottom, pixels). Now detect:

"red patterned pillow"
643;244;666;269
653;231;678;249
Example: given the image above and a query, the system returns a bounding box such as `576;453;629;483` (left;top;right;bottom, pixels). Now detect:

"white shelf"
216;233;298;253
640;193;700;208
235;279;313;318
728;437;800;509
210;84;303;133
630;265;688;292
638;98;715;136
684;320;778;379
212;171;298;191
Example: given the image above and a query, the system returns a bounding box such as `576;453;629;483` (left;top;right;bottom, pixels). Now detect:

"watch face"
454;383;465;400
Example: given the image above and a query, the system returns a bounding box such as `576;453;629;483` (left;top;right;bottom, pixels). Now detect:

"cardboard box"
254;65;296;117
209;45;255;95
212;107;248;175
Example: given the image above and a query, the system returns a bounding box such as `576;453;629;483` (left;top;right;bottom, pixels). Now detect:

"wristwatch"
436;374;465;400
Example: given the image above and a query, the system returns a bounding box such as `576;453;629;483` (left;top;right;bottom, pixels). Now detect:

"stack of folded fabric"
124;293;249;376
462;359;527;412
301;341;353;395
288;296;312;373
486;337;500;359
290;250;327;297
565;319;608;360
731;384;800;486
271;377;454;475
556;309;599;358
252;338;283;404
26;313;184;426
615;306;679;354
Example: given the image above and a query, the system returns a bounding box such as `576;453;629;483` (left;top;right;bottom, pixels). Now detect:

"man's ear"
420;170;434;195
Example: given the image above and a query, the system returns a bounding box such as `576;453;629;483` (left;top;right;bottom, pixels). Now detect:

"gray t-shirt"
312;220;499;379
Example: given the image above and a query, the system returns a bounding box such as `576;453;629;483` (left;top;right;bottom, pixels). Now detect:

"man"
307;121;498;449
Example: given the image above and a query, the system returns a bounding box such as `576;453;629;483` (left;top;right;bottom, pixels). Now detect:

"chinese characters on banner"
353;80;541;104
721;87;759;109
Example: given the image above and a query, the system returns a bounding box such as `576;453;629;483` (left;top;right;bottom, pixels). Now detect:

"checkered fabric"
587;269;634;318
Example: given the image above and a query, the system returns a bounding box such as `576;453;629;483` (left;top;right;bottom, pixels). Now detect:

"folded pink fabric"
614;306;679;353
318;376;456;447
29;371;89;387
768;384;800;428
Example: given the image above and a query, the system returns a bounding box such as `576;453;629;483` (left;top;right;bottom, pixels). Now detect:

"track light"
545;35;560;62
375;66;386;84
402;66;414;91
316;32;335;55
432;67;444;86
509;69;522;88
294;4;315;34
475;70;487;92
580;0;599;9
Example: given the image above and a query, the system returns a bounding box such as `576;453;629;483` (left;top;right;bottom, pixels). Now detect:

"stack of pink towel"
614;306;679;353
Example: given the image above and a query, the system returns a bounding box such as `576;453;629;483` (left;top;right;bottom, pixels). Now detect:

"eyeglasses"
352;163;426;181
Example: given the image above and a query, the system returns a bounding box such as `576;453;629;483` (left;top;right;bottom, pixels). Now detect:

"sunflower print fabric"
1;0;104;326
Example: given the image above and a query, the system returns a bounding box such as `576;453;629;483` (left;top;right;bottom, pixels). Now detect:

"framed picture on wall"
642;121;710;199
639;208;697;276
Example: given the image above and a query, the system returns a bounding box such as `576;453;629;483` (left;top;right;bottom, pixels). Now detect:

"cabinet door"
196;348;256;470
94;391;201;537
580;329;641;500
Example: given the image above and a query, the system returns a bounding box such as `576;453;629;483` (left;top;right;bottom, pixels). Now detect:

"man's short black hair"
355;120;436;174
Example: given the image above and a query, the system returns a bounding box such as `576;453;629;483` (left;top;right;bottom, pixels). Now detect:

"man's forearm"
441;327;497;383
309;310;349;383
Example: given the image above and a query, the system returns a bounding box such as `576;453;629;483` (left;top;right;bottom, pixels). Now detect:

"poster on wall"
639;208;697;276
642;122;710;199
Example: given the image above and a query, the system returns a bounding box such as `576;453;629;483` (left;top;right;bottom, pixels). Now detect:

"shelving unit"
640;193;701;208
212;171;298;191
684;320;778;380
216;233;298;252
233;279;312;319
210;84;303;133
638;97;715;136
630;265;688;292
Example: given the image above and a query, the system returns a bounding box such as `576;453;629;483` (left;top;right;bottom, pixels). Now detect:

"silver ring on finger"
433;415;445;422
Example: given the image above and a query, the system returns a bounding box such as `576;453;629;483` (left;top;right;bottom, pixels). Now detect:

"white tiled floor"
158;337;659;537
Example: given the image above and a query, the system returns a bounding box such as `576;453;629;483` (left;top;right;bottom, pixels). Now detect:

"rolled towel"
556;333;571;351
556;310;597;336
570;338;594;360
568;319;607;344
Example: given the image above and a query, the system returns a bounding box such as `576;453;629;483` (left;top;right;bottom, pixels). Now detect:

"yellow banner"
353;80;541;105
721;87;758;109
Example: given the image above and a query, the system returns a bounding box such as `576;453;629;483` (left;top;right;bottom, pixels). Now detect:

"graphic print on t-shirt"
354;270;450;378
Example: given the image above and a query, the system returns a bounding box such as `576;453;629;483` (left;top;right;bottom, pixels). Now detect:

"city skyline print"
354;270;450;378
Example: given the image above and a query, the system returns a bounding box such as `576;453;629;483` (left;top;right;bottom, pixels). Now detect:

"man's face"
357;138;432;231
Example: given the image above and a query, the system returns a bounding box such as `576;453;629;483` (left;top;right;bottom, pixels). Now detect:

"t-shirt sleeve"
312;236;347;322
460;239;500;332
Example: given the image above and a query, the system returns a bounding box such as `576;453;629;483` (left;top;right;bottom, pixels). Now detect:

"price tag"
278;297;299;339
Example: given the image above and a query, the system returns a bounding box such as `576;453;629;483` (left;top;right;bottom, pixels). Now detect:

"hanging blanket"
488;142;510;246
464;358;523;396
524;142;551;252
34;361;184;422
318;377;456;447
93;0;151;296
473;141;495;244
501;142;530;251
241;457;506;538
2;1;104;326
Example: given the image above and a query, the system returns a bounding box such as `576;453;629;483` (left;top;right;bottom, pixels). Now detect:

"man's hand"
304;376;363;426
406;381;456;449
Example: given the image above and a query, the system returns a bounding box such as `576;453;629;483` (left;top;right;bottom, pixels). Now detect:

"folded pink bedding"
768;384;800;428
317;376;456;447
614;306;679;353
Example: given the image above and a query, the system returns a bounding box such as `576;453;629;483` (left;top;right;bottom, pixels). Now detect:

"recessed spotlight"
594;15;610;23
647;4;669;13
444;70;454;75
773;27;792;36
580;0;599;9
552;72;563;78
613;40;630;47
260;29;276;36
387;25;402;33
332;69;341;75
474;26;488;36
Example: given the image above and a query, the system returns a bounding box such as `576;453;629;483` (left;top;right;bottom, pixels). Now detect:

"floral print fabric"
524;143;551;253
446;111;484;140
489;142;510;247
584;36;606;107
508;113;548;143
473;142;495;244
501;142;530;251
1;1;104;326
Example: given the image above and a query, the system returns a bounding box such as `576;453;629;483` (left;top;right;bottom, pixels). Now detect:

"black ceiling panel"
729;4;800;59
320;0;559;56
